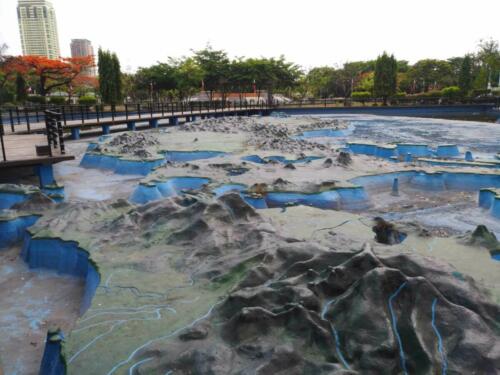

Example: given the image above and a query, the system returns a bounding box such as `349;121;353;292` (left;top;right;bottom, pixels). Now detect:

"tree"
112;53;122;102
106;39;499;102
304;67;335;98
447;57;464;80
458;55;473;95
397;60;410;73
328;69;352;98
311;61;375;100
15;73;27;102
246;57;301;103
9;55;93;97
171;57;203;101
374;52;397;105
355;72;374;93
343;61;374;97
121;73;137;102
406;59;454;92
135;62;177;101
98;49;122;104
476;38;500;89
227;58;255;101
193;46;230;101
0;45;20;100
98;49;109;101
72;74;98;98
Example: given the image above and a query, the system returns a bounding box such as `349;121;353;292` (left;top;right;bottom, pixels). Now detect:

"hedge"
78;96;97;106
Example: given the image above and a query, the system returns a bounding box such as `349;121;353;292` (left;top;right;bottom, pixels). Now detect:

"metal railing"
0;96;498;133
271;96;500;108
0;99;270;132
44;110;65;157
0;109;65;162
0;117;5;162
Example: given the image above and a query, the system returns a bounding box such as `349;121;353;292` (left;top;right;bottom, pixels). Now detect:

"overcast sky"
1;0;499;72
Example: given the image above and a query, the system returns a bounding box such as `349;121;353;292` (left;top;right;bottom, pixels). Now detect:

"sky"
1;0;499;72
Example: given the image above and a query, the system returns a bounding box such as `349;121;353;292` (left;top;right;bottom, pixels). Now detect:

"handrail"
44;110;65;156
0;109;65;162
269;96;500;109
0;114;5;162
0;96;497;133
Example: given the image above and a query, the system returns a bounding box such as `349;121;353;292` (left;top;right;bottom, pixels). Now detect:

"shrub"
26;95;46;104
414;90;442;99
352;91;371;105
441;86;461;99
49;96;66;105
351;91;371;100
0;91;15;105
78;95;97;106
392;91;406;99
425;90;443;98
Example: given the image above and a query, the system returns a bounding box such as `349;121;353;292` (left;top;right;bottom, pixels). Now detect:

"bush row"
351;86;496;100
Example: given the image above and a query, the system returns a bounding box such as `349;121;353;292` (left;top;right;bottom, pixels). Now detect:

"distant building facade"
70;39;96;76
17;0;60;59
70;39;93;58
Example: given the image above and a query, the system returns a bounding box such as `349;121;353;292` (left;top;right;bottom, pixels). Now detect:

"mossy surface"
22;196;264;375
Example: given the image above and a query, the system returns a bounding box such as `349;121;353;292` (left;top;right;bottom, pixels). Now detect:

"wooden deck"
0;106;261;170
0;133;74;168
3;107;263;135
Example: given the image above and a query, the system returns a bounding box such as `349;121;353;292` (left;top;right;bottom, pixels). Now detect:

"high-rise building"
70;39;93;58
17;0;60;59
70;39;96;76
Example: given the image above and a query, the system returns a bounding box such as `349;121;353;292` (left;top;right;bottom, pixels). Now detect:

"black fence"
0;100;270;133
0;110;65;162
1;96;498;133
0;121;5;161
276;96;500;108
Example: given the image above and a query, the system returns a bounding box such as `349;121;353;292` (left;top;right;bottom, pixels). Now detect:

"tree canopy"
98;49;122;104
1;39;498;105
193;46;230;99
458;55;473;95
374;52;398;105
1;55;94;98
130;50;302;102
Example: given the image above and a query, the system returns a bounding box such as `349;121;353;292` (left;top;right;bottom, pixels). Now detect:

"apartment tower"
17;0;60;59
70;39;96;76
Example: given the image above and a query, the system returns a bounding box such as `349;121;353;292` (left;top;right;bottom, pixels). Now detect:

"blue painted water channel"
295;115;500;155
81;150;229;176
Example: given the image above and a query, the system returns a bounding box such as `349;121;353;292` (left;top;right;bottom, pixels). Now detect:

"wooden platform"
0;107;259;170
2;107;264;135
0;133;74;168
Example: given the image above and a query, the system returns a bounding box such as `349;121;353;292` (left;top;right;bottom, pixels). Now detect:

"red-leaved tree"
6;55;94;96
